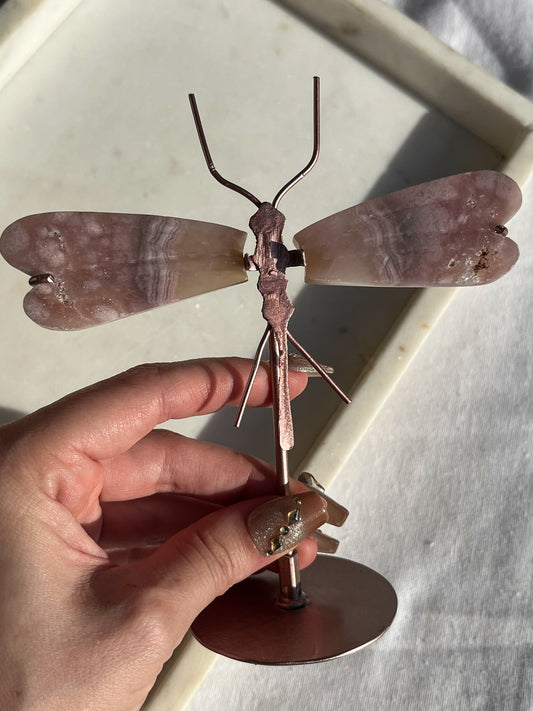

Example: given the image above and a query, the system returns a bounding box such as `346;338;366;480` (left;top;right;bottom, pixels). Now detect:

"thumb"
134;491;327;629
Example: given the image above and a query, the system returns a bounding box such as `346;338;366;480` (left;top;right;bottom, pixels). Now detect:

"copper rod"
269;331;307;608
269;330;291;494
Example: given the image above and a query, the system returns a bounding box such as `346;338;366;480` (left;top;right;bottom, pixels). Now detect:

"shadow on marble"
0;407;25;426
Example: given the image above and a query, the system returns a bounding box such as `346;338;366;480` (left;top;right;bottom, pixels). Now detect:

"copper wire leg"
234;324;271;428
287;331;351;404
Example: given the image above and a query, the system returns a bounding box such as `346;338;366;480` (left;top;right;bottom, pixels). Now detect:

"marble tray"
0;1;532;709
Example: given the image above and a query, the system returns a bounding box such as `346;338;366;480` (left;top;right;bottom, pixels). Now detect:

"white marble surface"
0;1;530;709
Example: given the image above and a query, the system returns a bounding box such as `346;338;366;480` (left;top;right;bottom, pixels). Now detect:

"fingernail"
288;353;334;376
298;471;325;492
312;529;340;554
247;492;328;557
297;472;349;527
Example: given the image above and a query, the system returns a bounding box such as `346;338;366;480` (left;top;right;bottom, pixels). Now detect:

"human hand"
0;358;327;711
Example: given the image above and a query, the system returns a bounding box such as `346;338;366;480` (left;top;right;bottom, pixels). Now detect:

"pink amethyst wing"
294;171;521;287
0;212;247;330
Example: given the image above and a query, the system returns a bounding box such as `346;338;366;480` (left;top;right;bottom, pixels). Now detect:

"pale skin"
0;358;314;710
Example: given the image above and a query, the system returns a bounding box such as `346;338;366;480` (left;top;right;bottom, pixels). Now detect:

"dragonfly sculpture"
0;78;522;664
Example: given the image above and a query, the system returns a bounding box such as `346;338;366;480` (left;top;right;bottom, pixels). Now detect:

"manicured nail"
298;471;325;492
312;529;339;554
297;472;349;527
288;352;334;376
247;492;328;557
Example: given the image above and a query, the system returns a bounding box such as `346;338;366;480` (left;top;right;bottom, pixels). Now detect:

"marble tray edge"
277;0;533;165
0;0;84;93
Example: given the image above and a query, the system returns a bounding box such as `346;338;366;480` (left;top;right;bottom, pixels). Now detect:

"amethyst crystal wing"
294;171;521;287
0;212;248;330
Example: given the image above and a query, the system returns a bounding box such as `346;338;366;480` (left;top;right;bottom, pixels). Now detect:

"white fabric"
187;3;533;709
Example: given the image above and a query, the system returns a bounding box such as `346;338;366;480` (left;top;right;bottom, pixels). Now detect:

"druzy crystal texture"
294;171;521;287
0;212;247;330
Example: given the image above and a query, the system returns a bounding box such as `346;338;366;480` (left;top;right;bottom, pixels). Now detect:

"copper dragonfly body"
0;77;522;610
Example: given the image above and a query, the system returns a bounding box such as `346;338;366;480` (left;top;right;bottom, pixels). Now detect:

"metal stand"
191;333;397;664
191;555;397;665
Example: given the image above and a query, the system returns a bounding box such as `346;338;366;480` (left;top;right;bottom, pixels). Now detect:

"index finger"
18;358;308;461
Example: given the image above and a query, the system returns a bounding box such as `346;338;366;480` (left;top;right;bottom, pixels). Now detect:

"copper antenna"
188;94;262;208
272;75;320;209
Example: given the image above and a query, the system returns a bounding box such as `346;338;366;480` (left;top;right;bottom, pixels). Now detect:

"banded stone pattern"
294;171;521;287
0;212;247;330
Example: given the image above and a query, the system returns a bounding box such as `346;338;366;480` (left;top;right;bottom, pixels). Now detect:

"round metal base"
191;555;397;665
